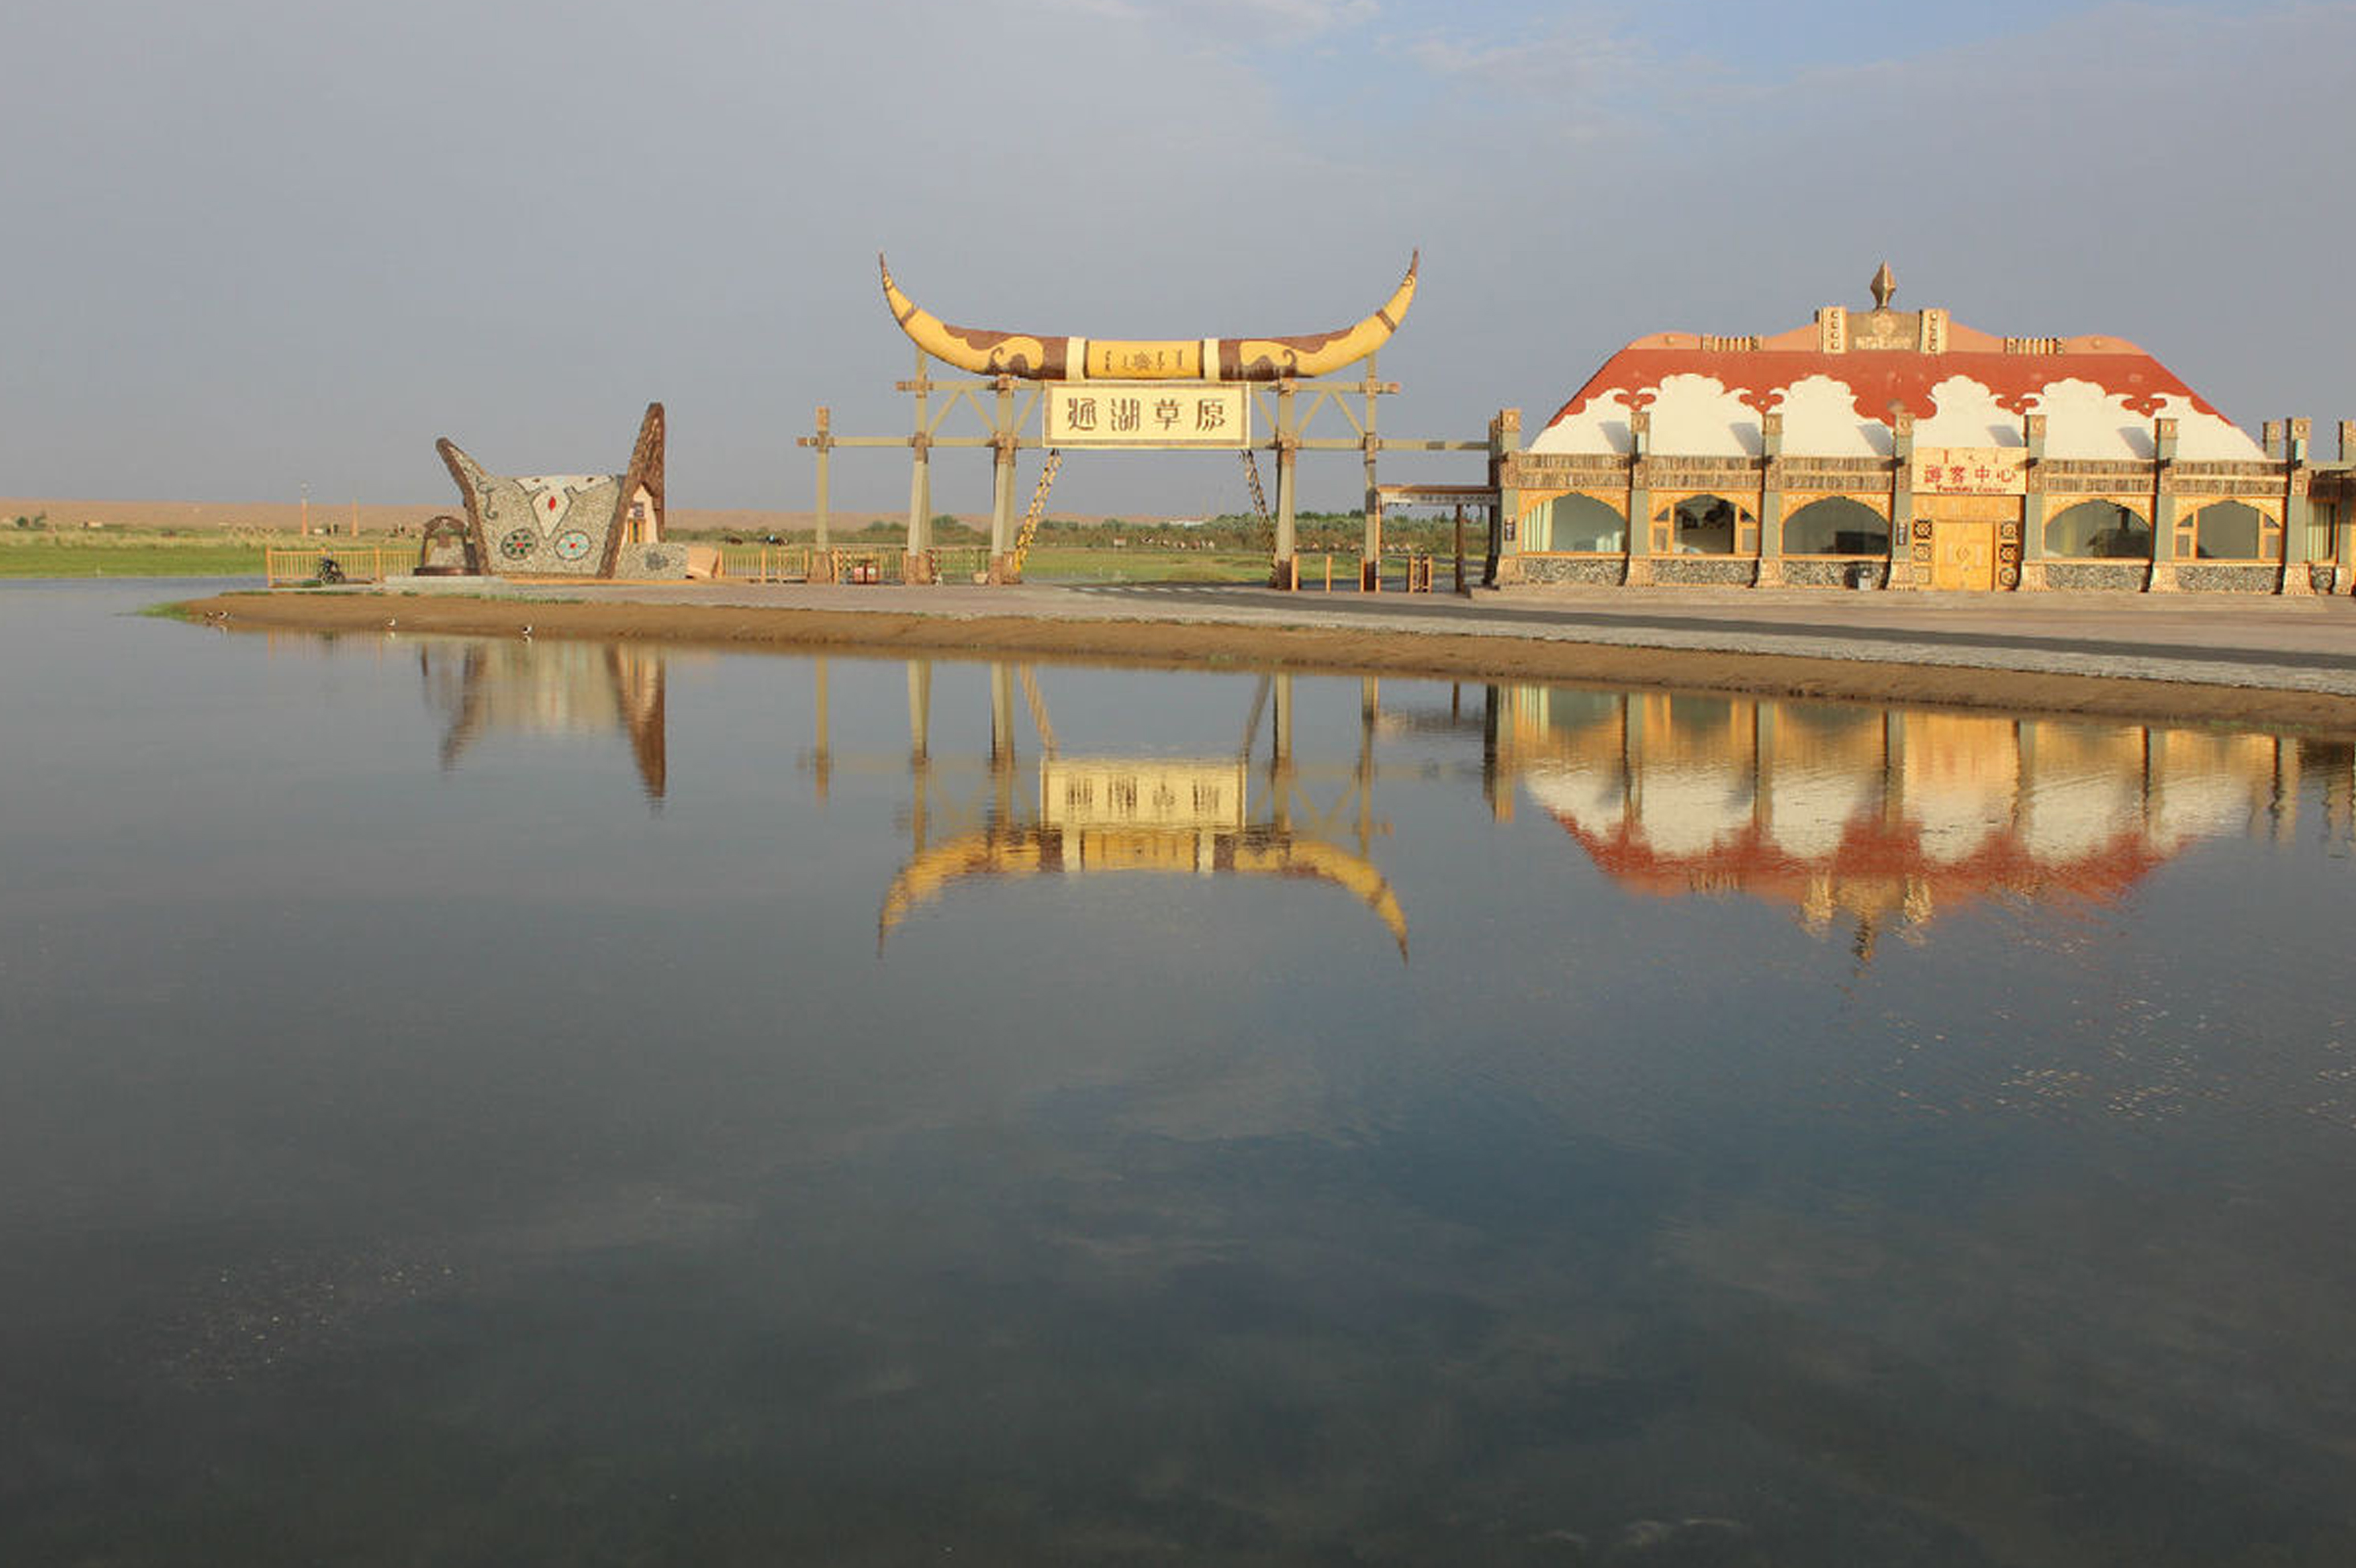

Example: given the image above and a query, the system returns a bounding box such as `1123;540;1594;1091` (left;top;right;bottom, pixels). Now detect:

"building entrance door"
1930;521;1996;591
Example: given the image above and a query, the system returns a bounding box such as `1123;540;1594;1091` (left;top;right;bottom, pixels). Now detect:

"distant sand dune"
0;498;1115;535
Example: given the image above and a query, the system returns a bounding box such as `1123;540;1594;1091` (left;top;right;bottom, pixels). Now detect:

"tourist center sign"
1044;383;1252;449
1914;446;2028;496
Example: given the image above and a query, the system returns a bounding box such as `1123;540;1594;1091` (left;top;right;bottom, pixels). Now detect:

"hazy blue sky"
5;1;2349;514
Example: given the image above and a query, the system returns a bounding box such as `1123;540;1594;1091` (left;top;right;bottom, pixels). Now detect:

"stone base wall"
2177;564;2279;593
2044;562;2149;592
1474;553;2343;595
1520;556;1627;586
1653;557;1758;587
1781;558;1888;589
613;542;691;579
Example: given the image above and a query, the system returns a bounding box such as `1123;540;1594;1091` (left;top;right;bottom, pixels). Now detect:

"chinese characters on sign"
1084;342;1203;379
1914;446;2028;496
1046;385;1252;448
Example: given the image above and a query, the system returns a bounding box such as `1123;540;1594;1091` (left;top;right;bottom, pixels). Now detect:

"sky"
4;0;2351;516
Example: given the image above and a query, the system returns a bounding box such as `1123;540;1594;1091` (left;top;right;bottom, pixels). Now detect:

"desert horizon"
0;497;1159;536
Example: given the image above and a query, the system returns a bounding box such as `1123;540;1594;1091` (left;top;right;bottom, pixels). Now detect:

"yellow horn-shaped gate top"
877;826;1407;957
879;252;1418;382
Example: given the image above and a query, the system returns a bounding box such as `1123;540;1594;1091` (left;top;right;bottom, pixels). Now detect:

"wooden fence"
1277;551;1440;593
264;545;398;587
714;545;814;582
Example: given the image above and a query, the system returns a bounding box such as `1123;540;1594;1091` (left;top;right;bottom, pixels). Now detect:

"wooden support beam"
907;348;932;564
812;407;832;558
990;380;1016;573
1361;353;1382;577
1273;382;1298;588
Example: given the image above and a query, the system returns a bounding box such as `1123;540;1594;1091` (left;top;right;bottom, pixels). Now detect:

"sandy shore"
178;589;2356;733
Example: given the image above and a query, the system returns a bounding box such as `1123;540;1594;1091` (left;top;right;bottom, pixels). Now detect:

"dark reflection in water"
1489;685;2318;955
418;638;668;801
2;582;2354;1567
867;662;1407;955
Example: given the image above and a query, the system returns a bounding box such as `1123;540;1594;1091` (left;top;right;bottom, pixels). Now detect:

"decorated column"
2341;422;2356;592
1890;413;1918;589
2149;418;2181;593
2019;414;2048;591
1489;408;1521;587
2282;417;2313;595
1624;409;1653;587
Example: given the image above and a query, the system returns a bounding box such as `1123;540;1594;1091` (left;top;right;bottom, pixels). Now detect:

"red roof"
1551;810;2170;920
1543;322;2228;432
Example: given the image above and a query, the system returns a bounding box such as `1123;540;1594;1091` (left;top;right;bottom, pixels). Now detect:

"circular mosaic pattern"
1998;564;2020;588
554;528;593;562
499;527;537;562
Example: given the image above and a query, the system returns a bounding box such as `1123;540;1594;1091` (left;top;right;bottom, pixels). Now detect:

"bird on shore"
520;623;533;639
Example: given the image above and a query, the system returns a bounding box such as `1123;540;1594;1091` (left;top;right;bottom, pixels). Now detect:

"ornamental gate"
799;254;1502;588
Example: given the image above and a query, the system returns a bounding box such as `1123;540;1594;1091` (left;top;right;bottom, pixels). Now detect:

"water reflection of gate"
1487;686;2351;950
418;640;669;801
801;659;1407;956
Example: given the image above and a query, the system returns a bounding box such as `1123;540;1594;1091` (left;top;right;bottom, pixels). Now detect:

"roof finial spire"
1870;261;1896;311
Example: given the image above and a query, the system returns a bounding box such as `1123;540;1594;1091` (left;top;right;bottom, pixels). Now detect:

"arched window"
1653;495;1752;555
2191;500;2264;560
1538;493;1625;553
1782;497;1889;556
2044;500;2151;559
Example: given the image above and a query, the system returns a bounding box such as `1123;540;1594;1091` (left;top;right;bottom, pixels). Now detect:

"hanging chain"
1240;449;1271;526
1008;448;1062;576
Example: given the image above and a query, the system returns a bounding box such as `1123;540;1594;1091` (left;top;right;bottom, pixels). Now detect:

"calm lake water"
4;580;2354;1566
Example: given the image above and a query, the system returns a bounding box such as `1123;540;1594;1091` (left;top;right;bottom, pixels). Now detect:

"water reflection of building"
419;640;668;801
1488;687;2351;947
804;660;1408;956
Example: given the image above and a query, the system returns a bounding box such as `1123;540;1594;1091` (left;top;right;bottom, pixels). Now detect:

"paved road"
402;576;2356;696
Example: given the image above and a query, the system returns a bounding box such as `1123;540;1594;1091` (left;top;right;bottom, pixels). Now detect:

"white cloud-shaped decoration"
1642;374;1761;458
1917;376;2030;450
1634;763;1754;858
1763;770;1880;861
1773;375;1890;458
1522;760;1626;834
1528;387;1635;456
2018;774;2142;863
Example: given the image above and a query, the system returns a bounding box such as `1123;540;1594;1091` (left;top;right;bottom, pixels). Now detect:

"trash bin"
1846;562;1874;590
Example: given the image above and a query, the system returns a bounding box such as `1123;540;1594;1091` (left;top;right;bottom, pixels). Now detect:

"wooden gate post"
1361;353;1382;586
989;377;1016;582
812;407;833;581
905;348;934;579
1272;381;1299;589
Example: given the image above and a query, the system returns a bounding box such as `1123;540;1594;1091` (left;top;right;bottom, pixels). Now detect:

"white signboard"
1044;384;1251;450
1040;758;1248;831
